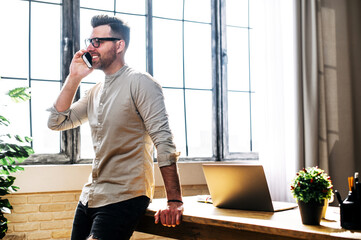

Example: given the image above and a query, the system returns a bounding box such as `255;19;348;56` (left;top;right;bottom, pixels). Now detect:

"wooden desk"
136;197;361;240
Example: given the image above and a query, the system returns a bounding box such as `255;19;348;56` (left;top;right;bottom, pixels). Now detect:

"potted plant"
0;87;33;238
290;166;333;225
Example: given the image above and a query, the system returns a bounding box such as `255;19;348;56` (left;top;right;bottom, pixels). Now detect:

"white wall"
11;162;208;193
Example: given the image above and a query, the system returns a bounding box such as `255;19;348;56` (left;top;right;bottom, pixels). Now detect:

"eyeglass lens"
85;39;100;48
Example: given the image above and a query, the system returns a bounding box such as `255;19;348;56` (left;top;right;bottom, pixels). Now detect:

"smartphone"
82;52;92;68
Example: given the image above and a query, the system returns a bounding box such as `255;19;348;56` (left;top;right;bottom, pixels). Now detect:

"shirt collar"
104;64;128;83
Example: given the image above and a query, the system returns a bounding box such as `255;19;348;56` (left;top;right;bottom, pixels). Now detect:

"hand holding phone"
82;52;92;68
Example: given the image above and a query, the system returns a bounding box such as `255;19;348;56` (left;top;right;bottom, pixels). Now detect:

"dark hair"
91;15;130;49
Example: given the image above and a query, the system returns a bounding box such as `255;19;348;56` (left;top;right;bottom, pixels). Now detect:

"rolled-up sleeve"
131;74;180;167
47;94;89;131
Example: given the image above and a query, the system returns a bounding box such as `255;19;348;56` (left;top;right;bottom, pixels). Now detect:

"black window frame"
9;0;258;165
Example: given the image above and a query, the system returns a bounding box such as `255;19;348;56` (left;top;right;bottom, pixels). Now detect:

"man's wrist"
167;199;183;204
67;74;83;85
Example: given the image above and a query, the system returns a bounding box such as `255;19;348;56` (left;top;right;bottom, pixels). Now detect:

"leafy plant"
0;87;33;238
290;166;333;204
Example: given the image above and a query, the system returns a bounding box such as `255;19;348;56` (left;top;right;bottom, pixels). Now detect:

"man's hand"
154;201;184;227
54;49;93;112
69;49;94;80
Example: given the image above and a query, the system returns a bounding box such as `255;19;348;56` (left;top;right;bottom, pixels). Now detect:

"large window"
224;0;258;158
0;0;62;157
0;0;258;164
152;0;213;158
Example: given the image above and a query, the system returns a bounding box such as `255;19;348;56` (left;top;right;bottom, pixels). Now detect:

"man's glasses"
85;37;121;48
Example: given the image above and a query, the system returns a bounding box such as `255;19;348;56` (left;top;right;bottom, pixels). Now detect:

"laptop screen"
202;164;275;212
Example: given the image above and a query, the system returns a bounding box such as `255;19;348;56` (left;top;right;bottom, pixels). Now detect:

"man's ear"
116;40;126;53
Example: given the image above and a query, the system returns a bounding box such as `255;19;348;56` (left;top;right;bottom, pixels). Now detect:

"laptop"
202;164;297;212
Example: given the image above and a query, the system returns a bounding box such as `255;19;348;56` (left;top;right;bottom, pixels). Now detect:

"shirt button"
100;102;103;106
97;123;101;126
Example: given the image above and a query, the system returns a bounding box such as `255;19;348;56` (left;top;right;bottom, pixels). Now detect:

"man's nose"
86;43;95;51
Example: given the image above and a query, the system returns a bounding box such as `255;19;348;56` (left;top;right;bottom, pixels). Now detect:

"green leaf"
0;190;8;197
11;185;20;192
0;207;11;214
0;142;33;164
15;166;24;171
7;87;31;103
14;135;23;143
24;136;32;143
0;166;10;175
0;116;10;127
0;199;12;210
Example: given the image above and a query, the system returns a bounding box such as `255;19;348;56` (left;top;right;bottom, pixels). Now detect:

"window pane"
80;8;107;50
184;22;212;90
31;2;61;80
0;0;29;79
228;92;251;152
186;90;212;157
226;0;248;27
0;79;30;138
153;19;183;88
227;27;249;91
31;81;60;154
153;0;183;19
80;0;114;11
117;13;146;72
163;89;186;156
40;0;62;4
184;0;211;23
116;0;146;15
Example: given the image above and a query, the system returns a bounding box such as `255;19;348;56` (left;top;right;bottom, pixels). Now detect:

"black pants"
71;196;150;240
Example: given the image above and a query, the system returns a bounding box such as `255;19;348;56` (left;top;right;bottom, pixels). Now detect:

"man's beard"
94;45;117;70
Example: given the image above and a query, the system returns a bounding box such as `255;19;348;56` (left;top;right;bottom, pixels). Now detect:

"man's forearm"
155;163;184;226
54;49;93;112
159;163;182;201
54;75;82;112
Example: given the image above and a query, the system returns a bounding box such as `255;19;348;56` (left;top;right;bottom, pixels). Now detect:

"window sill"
12;160;257;194
11;162;207;194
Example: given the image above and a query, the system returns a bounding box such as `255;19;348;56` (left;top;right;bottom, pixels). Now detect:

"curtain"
297;0;361;202
254;0;361;202
253;0;299;202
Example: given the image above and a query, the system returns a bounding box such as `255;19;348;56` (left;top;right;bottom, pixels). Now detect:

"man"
48;15;183;240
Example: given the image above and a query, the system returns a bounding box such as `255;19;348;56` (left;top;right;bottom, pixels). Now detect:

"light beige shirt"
48;65;179;208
